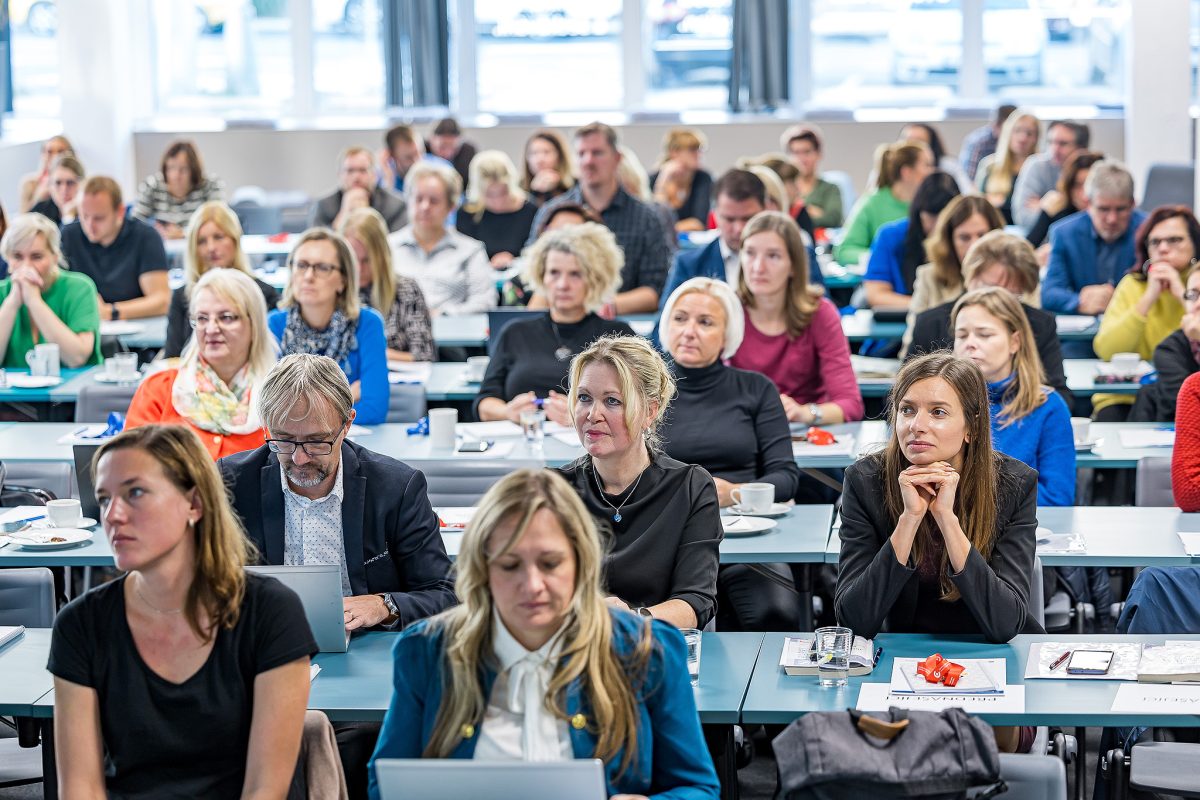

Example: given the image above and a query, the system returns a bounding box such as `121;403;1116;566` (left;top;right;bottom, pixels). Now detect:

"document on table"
793;435;856;458
1023;642;1142;681
857;683;1025;714
437;507;476;532
310;664;321;682
890;658;1005;695
1111;683;1200;713
56;424;113;445
1178;532;1200;556
387;361;433;384
1118;430;1175;449
850;355;900;380
1055;315;1098;334
545;421;581;447
457;421;523;439
99;320;145;336
1035;528;1087;555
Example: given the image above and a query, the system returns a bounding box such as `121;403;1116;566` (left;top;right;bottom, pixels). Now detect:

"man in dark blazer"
309;146;408;232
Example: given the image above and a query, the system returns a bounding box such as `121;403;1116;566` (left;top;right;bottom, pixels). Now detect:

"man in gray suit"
309;146;407;232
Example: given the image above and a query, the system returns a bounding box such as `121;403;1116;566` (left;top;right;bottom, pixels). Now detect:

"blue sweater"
987;375;1076;506
863;217;910;295
267;307;390;425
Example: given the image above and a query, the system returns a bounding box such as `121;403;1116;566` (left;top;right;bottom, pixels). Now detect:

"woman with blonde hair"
340;206;434;362
50;424;316;798
977;109;1040;225
730;211;863;425
367;469;719;799
520;129;575;206
558;335;721;631
651;127;713;233
0;212;101;368
835;140;934;266
270;228;389;424
457;150;538;270
164;201;280;358
128;268;278;459
477;222;633;425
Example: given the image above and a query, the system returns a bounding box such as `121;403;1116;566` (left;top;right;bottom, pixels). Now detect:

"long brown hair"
94;425;255;641
425;470;651;773
736;211;822;336
925;196;1005;291
520;130;575;194
876;352;1001;600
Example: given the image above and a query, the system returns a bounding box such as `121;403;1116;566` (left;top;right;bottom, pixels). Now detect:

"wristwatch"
377;593;400;626
110;304;120;321
808;403;823;426
633;606;653;619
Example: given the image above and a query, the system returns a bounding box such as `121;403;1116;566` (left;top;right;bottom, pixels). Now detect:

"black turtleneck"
475;313;634;413
660;360;800;501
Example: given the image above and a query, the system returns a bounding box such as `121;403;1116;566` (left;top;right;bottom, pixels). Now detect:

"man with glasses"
1011;120;1090;232
219;353;453;799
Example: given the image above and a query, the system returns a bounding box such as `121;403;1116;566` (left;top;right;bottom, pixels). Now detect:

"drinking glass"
681;628;702;687
814;626;853;687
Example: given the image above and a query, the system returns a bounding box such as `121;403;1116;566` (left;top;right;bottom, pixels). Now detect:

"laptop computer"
373;759;607;800
245;564;350;652
72;444;102;521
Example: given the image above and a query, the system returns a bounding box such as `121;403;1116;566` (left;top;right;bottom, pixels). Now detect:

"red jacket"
1172;371;1200;511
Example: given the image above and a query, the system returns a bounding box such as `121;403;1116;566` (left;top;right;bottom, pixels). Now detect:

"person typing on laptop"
218;353;455;798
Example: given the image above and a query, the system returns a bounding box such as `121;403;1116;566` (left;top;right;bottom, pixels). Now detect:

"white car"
890;0;1047;87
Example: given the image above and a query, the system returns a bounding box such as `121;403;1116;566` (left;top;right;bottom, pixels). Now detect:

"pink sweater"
729;298;864;422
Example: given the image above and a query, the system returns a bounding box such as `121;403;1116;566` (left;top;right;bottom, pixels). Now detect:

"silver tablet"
246;564;349;652
373;759;607;800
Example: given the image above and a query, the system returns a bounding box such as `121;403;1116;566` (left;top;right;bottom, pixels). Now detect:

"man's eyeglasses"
265;439;336;456
190;313;241;329
1184;290;1200;303
293;261;339;275
1148;236;1188;250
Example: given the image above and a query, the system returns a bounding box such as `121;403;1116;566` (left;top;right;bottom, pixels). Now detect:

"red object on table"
267;232;289;243
916;654;945;682
805;427;838;446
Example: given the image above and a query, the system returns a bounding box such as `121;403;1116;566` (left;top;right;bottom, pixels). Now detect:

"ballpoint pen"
1049;650;1071;671
872;647;884;667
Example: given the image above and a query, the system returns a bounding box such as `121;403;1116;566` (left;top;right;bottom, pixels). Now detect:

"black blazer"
908;299;1070;408
834;453;1043;643
218;440;455;627
1130;329;1198;423
309;186;408;232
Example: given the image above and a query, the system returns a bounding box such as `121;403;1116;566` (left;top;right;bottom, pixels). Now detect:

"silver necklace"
548;319;573;362
591;459;647;523
134;577;183;615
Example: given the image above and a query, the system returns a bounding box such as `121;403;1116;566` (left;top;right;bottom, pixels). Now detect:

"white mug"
35;343;61;377
1070;417;1091;444
46;498;83;528
730;482;774;514
428;408;458;450
1111;352;1140;373
25;350;48;377
466;356;490;383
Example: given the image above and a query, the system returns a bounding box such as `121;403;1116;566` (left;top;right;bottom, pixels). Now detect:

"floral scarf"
171;359;261;435
279;306;356;369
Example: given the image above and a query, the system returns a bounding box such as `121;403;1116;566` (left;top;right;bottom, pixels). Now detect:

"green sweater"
834;187;909;266
0;270;102;368
804;178;844;228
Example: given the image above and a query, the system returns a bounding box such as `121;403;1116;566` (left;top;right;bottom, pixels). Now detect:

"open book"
779;635;877;677
1138;643;1200;684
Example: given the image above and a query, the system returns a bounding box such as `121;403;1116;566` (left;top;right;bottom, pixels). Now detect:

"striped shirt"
132;175;224;227
359;277;436;361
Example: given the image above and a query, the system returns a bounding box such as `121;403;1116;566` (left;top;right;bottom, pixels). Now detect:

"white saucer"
728;502;792;518
1035;525;1054;545
1074;438;1101;452
722;516;777;536
37;517;98;530
12;529;93;550
93;372;141;384
7;375;62;388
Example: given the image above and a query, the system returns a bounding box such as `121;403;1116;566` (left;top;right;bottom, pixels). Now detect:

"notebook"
778;635;878;676
0;626;25;649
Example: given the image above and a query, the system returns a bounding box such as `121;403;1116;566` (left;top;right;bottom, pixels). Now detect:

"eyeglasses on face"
189;313;241;329
293;261;339;275
265;439;336;456
1148;236;1187;250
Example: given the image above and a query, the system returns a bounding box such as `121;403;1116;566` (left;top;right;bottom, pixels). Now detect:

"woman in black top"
650;128;714;233
164;201;281;358
520;129;575;207
477;222;633;424
1026;150;1103;249
659;277;801;630
1131;267;1200;422
557;334;722;629
455;150;539;270
49;424;316;798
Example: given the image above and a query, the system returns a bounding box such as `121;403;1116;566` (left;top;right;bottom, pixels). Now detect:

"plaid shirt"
528;185;670;296
959;125;998;183
359;277;435;362
131;175;224;227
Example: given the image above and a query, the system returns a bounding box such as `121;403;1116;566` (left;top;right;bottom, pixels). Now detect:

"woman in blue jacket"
951;286;1075;505
367;469;720;800
269;228;389;424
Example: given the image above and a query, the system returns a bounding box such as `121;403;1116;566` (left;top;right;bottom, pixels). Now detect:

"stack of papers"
457;421;522;438
891;658;1006;695
1118;430;1175;449
1024;642;1142;681
1055;315;1098;334
856;657;1025;713
437;507;476;532
1138;643;1200;683
778;635;877;677
1036;527;1087;555
1096;361;1154;382
1179;532;1200;556
0;626;25;649
386;361;433;384
793;434;856;458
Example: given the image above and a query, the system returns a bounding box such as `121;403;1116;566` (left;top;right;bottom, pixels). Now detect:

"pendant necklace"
549;319;573;362
591;459;647;523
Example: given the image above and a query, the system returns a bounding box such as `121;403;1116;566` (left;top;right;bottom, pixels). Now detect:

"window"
643;0;732;111
311;0;385;113
8;0;61;119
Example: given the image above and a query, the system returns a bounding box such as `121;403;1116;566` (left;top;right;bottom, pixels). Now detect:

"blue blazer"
267;307;390;424
1042;209;1146;314
367;611;721;800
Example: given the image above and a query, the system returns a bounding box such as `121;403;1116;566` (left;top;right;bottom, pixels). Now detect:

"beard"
285;464;329;488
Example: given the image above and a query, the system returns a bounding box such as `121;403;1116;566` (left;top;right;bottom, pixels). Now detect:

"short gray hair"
405;160;463;209
257;354;354;433
0;212;65;270
659;277;745;359
1084;159;1134;202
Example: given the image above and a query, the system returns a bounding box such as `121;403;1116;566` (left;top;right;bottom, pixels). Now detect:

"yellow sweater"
1091;274;1185;413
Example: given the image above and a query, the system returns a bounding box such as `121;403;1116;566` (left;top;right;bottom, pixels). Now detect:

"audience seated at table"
366;468;720;800
618;144;679;258
1092;206;1200;422
1130;266;1200;422
29;154;84;227
959;104;1015;183
976;108;1040;226
899;195;1005;354
18;135;73;212
899;122;972;194
164;201;281;358
339;206;434;363
1172;371;1200;512
426;116;478;190
651;127;714;233
455;149;538;270
128;269;275;459
519;128;575;207
556;334;722;630
378;122;452;195
478;223;631;425
1025;149;1103;251
50;424;316;799
908;230;1068;403
1011;120;1090;233
952;287;1075;506
782;123;843;229
863;171;962;310
835;140;933;266
389;160;496;316
219;353;456;797
270;228;389;425
753;155;818;244
61;175;171;321
1042;160;1146;326
659;277;801;632
0;211;101;368
528;123;670;314
729;211;864;425
132;139;224;240
311;146;408;233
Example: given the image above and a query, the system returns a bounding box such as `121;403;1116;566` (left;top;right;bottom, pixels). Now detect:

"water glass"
520;409;545;448
814;626;853;688
681;628;702;687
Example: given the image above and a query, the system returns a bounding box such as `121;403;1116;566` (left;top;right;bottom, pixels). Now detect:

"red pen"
1049;650;1071;670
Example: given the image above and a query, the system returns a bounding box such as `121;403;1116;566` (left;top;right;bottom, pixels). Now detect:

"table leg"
40;718;57;800
795;564;814;631
703;723;738;800
1074;726;1086;800
800;467;843;493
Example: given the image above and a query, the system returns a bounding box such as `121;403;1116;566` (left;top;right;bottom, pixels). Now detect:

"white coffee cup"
46;498;82;528
35;343;61;377
466;356;490;383
1111;352;1140;373
428;408;458;450
106;352;139;381
730;482;774;514
1070;416;1091;444
25;350;48;377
